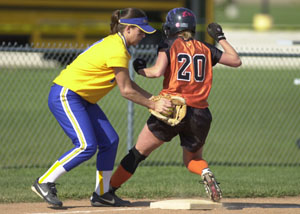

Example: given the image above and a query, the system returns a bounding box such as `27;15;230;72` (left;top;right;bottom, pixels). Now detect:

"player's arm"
218;40;241;67
132;51;168;78
207;22;242;67
113;67;172;113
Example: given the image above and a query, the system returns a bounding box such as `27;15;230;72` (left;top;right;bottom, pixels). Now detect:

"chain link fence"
1;42;299;169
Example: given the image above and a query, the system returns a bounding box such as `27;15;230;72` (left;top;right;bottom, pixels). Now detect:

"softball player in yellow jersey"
31;8;172;208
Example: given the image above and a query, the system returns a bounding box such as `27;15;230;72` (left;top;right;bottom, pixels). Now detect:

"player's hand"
133;58;147;75
153;97;173;115
149;95;186;126
207;23;226;42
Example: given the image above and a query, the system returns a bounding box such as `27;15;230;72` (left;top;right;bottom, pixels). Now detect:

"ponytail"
110;10;121;34
178;30;195;40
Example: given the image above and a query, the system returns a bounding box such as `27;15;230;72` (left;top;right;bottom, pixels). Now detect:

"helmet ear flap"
162;23;170;38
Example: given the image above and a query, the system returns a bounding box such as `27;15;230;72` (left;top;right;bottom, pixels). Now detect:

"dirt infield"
1;197;300;214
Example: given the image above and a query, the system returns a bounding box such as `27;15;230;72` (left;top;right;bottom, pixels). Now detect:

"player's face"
126;27;145;46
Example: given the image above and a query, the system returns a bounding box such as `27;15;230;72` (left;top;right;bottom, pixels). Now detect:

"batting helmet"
162;7;196;38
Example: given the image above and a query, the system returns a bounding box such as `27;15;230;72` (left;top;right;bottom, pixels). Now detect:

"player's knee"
84;144;97;158
102;135;119;153
110;135;119;148
120;146;147;174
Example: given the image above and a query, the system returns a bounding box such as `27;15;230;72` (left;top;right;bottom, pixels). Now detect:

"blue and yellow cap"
119;17;156;34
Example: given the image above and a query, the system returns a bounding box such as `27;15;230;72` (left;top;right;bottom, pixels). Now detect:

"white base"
150;199;222;210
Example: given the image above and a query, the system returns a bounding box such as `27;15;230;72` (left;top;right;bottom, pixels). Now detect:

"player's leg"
85;104;129;206
109;115;177;202
181;107;222;202
87;104;118;195
181;107;211;174
110;123;164;190
183;147;222;202
32;85;98;207
183;146;207;174
46;86;99;172
135;123;165;156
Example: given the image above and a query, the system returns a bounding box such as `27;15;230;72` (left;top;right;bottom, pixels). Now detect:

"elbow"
151;72;162;78
153;68;165;78
120;89;128;98
231;56;242;67
145;70;163;78
146;65;165;78
234;58;242;67
119;87;133;99
220;54;242;68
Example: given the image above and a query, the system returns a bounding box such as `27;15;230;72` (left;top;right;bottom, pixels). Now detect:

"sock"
95;170;112;196
39;161;67;183
110;165;132;189
187;159;209;176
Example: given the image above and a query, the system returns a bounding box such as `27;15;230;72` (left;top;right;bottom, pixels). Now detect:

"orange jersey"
159;37;222;108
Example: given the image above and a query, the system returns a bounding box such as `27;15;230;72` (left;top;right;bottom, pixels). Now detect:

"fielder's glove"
133;58;147;75
149;94;187;126
207;23;226;42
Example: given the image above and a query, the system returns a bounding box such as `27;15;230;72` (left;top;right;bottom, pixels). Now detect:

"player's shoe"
31;178;63;207
90;191;131;207
201;169;222;202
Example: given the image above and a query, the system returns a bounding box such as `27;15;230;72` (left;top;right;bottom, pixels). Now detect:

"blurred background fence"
1;42;299;169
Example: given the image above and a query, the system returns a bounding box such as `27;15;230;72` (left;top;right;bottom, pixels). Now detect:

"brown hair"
110;8;147;34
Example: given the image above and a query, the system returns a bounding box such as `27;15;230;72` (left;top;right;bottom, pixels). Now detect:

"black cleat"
90;191;131;207
31;178;63;207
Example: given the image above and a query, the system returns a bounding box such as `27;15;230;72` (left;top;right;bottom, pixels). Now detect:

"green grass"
1;63;300;203
1;66;300;168
1;165;300;203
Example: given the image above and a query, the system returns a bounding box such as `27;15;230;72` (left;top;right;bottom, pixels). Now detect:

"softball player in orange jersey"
31;8;172;208
109;7;242;203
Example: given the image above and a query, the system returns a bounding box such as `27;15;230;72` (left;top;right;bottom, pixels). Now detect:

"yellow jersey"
54;33;130;104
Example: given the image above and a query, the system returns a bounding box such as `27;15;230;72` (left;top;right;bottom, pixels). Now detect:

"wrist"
217;34;226;42
149;99;155;110
218;37;226;43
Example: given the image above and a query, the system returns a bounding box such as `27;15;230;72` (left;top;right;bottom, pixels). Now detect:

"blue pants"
48;84;119;171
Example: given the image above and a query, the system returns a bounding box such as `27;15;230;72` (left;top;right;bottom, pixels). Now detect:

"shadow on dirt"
49;205;91;210
223;202;300;210
131;201;152;207
48;200;153;210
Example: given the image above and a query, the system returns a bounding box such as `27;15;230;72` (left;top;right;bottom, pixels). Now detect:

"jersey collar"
117;32;131;54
